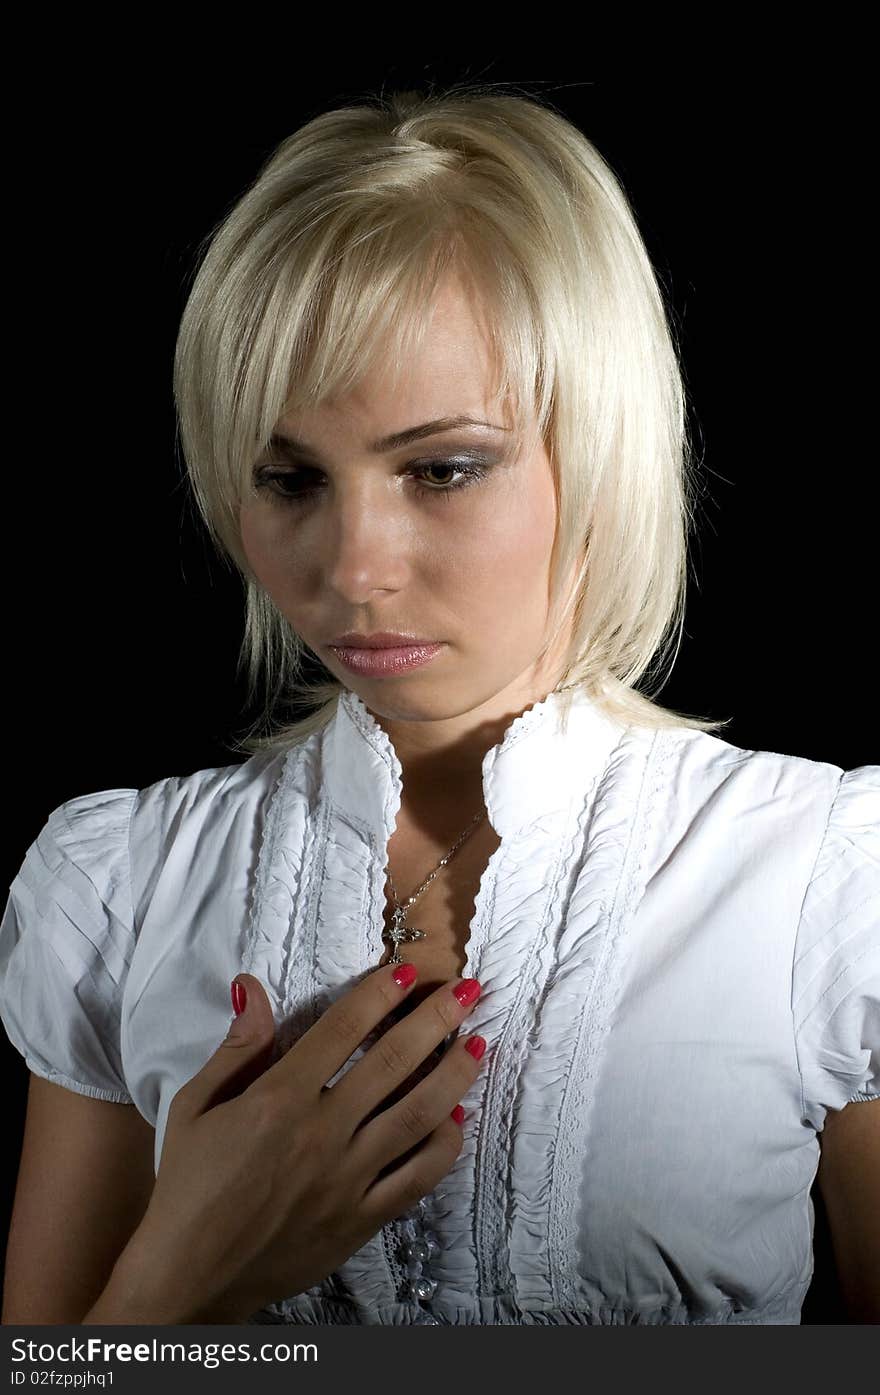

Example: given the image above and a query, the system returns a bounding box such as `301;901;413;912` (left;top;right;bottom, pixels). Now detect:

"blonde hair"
173;82;732;755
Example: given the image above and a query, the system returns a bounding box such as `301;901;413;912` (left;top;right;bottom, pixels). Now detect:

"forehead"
278;273;509;443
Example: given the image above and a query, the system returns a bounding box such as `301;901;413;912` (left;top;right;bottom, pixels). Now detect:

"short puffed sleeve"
0;789;139;1102
793;764;880;1130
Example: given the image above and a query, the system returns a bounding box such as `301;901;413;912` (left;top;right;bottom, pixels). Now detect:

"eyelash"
254;458;491;506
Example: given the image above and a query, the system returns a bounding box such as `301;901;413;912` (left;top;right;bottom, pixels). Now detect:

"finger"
331;978;482;1124
361;1113;465;1228
350;1032;485;1174
170;973;277;1123
262;960;420;1096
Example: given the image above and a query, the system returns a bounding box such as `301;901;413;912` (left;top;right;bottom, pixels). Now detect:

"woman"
1;85;877;1326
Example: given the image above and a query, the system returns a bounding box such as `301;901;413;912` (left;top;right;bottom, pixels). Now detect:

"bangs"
228;215;550;501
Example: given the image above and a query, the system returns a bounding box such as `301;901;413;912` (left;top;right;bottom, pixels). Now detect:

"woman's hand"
101;964;485;1323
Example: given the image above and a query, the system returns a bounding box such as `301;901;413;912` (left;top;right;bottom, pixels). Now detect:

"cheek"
448;477;556;595
239;506;263;569
239;508;297;592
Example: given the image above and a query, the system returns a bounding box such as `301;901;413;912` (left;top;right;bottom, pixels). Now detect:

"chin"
369;677;520;725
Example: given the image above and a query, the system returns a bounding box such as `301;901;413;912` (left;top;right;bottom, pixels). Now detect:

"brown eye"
253;457;492;506
410;458;491;501
254;467;321;502
420;462;458;487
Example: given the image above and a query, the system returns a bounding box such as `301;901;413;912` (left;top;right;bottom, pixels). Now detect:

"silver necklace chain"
378;683;583;967
383;808;487;965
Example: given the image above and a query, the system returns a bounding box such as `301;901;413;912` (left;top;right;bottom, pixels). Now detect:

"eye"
412;459;488;499
253;457;493;506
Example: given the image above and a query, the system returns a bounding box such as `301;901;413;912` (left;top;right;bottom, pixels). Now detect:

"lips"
329;632;437;648
329;641;444;678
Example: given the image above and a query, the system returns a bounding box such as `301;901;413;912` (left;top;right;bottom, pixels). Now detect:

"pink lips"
329;643;444;677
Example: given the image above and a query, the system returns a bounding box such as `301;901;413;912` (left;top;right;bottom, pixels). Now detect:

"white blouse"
1;686;877;1326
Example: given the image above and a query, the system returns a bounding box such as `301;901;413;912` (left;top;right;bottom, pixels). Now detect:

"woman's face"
239;273;570;727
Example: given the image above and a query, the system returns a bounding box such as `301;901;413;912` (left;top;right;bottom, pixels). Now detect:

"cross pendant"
383;907;427;966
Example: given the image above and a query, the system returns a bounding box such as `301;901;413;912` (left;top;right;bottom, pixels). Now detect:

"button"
402;1237;437;1264
408;1276;438;1301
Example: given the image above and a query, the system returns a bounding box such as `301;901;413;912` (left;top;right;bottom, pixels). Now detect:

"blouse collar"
322;683;627;839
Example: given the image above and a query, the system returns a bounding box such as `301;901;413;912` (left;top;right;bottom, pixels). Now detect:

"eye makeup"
252;455;497;507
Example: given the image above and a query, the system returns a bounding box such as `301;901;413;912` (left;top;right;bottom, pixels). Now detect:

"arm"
2;1073;156;1324
816;1098;880;1323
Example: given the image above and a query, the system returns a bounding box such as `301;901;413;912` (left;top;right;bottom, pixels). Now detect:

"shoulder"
10;746;311;929
641;724;855;860
124;737;331;906
658;723;847;804
9;746;305;909
626;728;877;933
8;788;140;940
129;744;297;844
135;743;290;807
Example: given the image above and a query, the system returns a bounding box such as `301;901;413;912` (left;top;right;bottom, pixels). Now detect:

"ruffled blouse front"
1;686;877;1325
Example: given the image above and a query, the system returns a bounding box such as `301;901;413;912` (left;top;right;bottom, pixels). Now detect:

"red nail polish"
392;962;418;989
231;980;247;1016
465;1035;486;1061
451;1104;466;1125
453;978;481;1007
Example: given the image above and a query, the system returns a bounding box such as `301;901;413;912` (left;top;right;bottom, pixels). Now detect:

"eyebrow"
268;414;511;458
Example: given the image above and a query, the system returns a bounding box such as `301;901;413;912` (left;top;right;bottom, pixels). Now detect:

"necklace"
379;680;580;966
382;808;487;965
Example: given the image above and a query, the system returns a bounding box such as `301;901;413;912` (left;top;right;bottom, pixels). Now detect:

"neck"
362;663;568;826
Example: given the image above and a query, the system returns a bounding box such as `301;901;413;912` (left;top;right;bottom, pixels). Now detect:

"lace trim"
282;792;331;1054
550;726;676;1310
380;1216;408;1299
242;740;318;1056
241;743;299;985
343;684;564;771
473;799;585;1296
338;690;404;840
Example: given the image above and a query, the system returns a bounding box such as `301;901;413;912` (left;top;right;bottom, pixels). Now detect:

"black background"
2;62;875;1323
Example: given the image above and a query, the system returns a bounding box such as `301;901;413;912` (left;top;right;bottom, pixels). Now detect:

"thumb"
173;973;278;1121
226;973;276;1043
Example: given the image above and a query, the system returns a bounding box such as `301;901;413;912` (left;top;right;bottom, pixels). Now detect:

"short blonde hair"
173;82;732;754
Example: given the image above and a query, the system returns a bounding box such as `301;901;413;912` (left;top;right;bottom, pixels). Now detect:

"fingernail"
451;1104;466;1125
392;963;418;989
231;980;247;1016
464;1034;486;1061
452;978;481;1007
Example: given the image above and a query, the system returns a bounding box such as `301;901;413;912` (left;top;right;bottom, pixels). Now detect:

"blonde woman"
1;85;877;1327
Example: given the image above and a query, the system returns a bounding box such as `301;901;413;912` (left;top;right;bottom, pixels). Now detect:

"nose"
321;483;410;602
